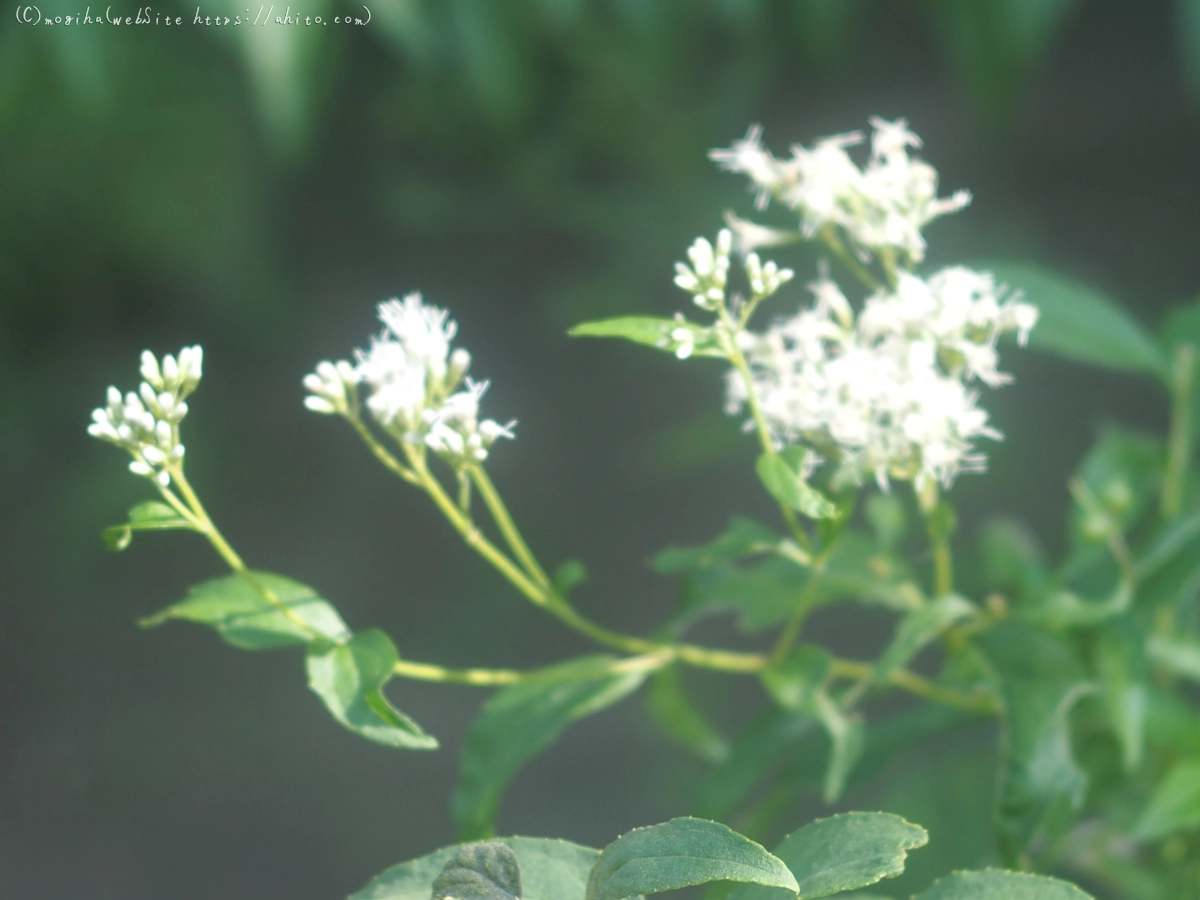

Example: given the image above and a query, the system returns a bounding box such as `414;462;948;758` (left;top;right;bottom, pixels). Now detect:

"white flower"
89;346;201;487
726;270;1036;492
710;118;971;264
674;230;733;310
306;293;515;464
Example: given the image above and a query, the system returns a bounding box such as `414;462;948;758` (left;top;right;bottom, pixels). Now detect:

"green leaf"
653;518;784;574
554;560;588;596
431;843;521;900
977;518;1051;603
102;500;194;551
1146;634;1200;681
1134;758;1200;840
872;595;975;684
729;812;927;900
1095;621;1147;771
983;261;1168;378
912;870;1094;899
865;494;907;550
645;667;729;764
756;451;837;520
699;708;816;819
306;629;437;750
977;623;1090;865
140;571;352;650
813;691;865;803
585;818;798;900
453;656;647;839
569;316;726;359
350;837;600;900
760;645;832;712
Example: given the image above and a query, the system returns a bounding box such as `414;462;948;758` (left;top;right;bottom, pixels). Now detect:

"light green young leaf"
350;837;600;900
645;667;730;764
728;812;927;900
453;656;647;839
585;818;798;900
977;623;1091;865
431;843;521;900
813;690;865;803
569;316;726;359
983;261;1169;378
760;645;832;712
1133;758;1200;840
102;500;195;551
140;571;352;650
871;594;975;684
912;869;1094;899
756;451;837;520
1146;634;1200;680
306;629;437;750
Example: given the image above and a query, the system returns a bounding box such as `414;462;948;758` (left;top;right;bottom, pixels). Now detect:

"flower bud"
140;351;164;390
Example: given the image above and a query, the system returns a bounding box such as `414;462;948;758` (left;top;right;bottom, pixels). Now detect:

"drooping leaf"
813;690;864;803
977;623;1091;865
306;628;437;750
585;818;798;900
653;517;785;574
728;812;927;900
350;837;599;900
871;595;975;684
430;843;521;900
453;656;647;839
569;316;727;359
756;450;837;520
760;645;832;712
983;261;1168;378
645;666;730;764
102;499;194;551
1133;758;1200;841
912;869;1094;899
140;571;352;650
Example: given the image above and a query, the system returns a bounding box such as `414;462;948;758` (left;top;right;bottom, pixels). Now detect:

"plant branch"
1162;342;1195;521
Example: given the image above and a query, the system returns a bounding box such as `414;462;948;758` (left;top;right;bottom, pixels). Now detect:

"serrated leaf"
756;451;837;519
585;818;798;900
912;869;1094;899
350;837;600;900
654;518;784;574
306;628;437;750
1133;758;1200;841
102;500;194;551
645;667;729;764
431;843;521;900
872;595;975;684
453;656;647;839
977;623;1091;865
760;645;832;712
983;261;1168;378
729;812;927;900
140;571;352;650
569;316;726;359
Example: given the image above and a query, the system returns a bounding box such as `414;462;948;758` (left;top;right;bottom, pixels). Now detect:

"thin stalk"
346;414;421;486
392;649;674;686
819;226;880;292
1162;343;1195;521
769;550;830;664
830;658;999;715
470;465;553;589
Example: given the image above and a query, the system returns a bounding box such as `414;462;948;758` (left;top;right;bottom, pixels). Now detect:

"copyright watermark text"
14;5;371;26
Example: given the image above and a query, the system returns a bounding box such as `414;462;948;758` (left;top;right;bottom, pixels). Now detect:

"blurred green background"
3;1;1200;897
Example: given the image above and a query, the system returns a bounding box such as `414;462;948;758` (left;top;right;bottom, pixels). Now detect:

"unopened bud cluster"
88;346;202;487
304;293;516;466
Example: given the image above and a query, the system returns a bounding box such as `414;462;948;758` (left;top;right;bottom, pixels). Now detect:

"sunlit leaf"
140;571;352;650
729;812;927;900
912;869;1094;899
306;628;437;750
102;499;194;551
756;450;837;520
585;818;798;900
569;316;727;359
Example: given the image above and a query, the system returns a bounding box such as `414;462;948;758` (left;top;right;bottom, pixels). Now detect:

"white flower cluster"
710;118;971;264
727;269;1038;491
88;347;203;487
674;228;795;312
304;293;516;466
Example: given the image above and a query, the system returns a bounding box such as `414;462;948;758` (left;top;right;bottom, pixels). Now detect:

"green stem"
830;658;999;715
470;465;553;590
769;550;830;664
346;414;421;486
1162;343;1195;521
392;649;674;686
